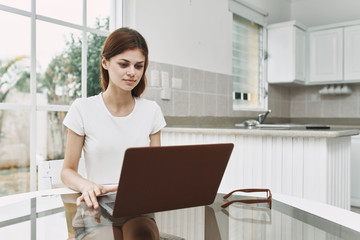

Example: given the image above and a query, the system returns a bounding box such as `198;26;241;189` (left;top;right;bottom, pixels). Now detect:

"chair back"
38;158;86;190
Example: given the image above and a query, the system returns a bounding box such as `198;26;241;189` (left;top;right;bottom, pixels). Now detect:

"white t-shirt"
63;93;166;184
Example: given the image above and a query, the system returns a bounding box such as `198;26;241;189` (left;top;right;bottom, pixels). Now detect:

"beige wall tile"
173;65;190;91
189;93;204;116
173;91;189;116
306;101;322;118
189;69;204;93
340;101;359;117
306;86;322;101
157;95;174;116
216;95;229;116
204;71;216;94
322;101;340;117
142;87;156;101
268;99;279;116
269;85;290;101
290;101;306;118
216;73;230;95
339;89;358;102
281;100;291;117
203;94;217;116
290;86;307;101
268;85;290;118
158;63;173;79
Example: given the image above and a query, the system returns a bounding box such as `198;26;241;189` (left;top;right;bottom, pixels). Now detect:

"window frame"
228;0;268;111
231;14;268;111
0;0;121;193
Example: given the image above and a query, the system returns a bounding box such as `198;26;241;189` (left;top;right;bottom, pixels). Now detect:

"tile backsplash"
144;61;237;117
144;61;360;123
290;84;360;118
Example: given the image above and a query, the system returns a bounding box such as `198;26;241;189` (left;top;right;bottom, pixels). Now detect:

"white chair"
37;158;87;190
37;158;87;239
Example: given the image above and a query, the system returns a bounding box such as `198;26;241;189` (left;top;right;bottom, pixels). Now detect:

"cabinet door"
309;28;343;83
295;27;306;81
344;25;360;80
351;135;360;207
267;26;293;83
267;25;305;83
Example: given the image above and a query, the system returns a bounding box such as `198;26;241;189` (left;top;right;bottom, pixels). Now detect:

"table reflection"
63;194;160;240
154;194;359;240
154;195;273;240
1;192;360;239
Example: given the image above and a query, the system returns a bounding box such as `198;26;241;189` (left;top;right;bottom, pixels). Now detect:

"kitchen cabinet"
308;28;343;83
267;21;306;84
309;23;360;84
344;25;360;80
351;134;360;207
267;20;360;85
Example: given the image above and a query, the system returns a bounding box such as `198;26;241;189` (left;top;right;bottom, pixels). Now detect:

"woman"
61;27;166;210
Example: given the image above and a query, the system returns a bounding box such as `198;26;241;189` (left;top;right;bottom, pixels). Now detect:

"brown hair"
100;27;148;97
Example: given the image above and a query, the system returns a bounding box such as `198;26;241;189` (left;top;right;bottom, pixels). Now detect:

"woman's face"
102;48;145;93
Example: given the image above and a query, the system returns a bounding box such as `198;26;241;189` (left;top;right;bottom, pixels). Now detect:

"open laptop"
98;143;234;218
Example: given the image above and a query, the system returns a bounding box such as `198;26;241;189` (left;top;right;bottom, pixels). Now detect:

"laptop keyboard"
105;202;115;209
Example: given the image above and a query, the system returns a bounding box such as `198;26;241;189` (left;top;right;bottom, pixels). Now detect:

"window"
232;15;267;111
228;0;268;111
0;0;121;197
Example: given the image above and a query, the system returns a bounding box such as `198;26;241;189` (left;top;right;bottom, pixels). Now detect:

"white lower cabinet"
162;131;351;210
351;135;360;207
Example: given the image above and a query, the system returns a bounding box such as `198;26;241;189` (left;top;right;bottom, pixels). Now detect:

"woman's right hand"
77;182;118;209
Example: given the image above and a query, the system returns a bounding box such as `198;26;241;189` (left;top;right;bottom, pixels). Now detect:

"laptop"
98;143;234;218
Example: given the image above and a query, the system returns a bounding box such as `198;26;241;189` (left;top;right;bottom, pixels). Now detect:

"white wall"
123;0;360;74
127;0;233;75
291;0;360;27
123;0;290;75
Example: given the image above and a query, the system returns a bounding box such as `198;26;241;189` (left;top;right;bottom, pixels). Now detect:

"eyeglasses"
221;188;272;209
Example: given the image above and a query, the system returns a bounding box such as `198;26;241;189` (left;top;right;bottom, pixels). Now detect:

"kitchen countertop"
162;126;360;138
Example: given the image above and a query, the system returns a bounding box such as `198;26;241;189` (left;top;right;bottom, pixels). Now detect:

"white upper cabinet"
309;28;343;83
267;20;360;85
295;28;306;81
267;21;306;84
344;25;360;81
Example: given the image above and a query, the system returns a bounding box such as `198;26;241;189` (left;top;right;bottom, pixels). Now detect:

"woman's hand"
77;183;118;209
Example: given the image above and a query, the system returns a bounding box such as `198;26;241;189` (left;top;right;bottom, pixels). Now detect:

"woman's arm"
149;130;161;146
61;129;85;191
61;129;117;209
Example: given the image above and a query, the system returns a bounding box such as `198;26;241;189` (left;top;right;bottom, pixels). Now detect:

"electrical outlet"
150;70;160;87
161;71;170;88
161;87;171;100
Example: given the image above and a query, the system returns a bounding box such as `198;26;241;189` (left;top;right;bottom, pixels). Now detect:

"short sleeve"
151;103;166;134
63;99;85;136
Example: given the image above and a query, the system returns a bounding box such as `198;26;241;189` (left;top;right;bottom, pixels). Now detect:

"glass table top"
0;192;359;240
